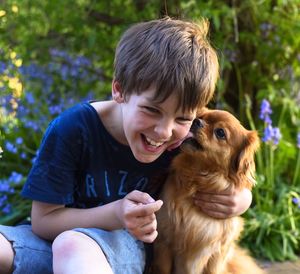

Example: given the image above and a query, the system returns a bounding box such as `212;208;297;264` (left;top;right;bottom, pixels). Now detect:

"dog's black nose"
193;118;204;128
190;118;204;133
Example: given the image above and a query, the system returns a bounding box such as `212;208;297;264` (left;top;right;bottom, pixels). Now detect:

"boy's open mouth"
142;134;164;148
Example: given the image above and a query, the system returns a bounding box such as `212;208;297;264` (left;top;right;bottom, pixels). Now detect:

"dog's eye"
214;128;226;140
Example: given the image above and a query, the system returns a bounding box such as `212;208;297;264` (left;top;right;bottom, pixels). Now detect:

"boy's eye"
144;106;160;114
177;117;193;124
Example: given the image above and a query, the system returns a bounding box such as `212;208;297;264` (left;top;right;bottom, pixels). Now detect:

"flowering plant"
242;96;300;261
0;48;100;224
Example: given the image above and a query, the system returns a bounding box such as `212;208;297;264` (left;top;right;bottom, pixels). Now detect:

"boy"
0;17;252;274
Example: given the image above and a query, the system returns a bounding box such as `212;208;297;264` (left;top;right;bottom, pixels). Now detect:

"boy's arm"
31;200;122;240
31;190;163;242
193;187;252;219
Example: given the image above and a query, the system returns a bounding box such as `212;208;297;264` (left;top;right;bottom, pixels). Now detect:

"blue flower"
23;120;39;131
259;99;272;124
297;133;300;149
5;141;17;154
262;124;273;143
0;195;8;207
25;91;35;104
16;137;23;145
262;124;281;146
49;104;63;115
2;204;12;214
0;180;14;193
272;127;281;146
292;197;300;208
8;171;23;184
0;61;6;74
74;56;91;67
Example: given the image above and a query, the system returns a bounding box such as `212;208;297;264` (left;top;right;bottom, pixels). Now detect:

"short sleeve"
22;115;83;205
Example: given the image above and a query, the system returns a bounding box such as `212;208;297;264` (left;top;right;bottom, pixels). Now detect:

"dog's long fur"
151;109;265;274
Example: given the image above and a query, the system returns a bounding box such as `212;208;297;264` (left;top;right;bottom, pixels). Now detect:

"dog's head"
181;108;260;189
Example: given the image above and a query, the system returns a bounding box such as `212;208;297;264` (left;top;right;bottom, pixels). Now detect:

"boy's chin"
133;152;162;163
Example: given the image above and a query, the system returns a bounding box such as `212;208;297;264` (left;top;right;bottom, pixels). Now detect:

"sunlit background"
0;0;299;262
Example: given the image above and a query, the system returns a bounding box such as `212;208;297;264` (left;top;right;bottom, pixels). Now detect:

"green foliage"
242;95;300;261
0;0;300;261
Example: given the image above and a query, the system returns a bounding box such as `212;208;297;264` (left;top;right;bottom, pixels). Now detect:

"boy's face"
116;85;197;163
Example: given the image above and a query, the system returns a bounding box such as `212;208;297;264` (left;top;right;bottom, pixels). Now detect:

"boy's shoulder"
53;102;100;130
43;102;104;146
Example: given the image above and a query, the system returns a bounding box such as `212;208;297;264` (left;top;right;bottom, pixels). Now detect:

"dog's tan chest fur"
156;174;243;273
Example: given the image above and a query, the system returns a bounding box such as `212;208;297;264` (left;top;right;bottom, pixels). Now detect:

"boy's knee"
0;233;14;274
53;231;83;256
52;230;100;258
53;230;113;273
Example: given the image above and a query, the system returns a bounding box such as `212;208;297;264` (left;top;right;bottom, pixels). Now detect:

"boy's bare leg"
52;231;113;274
0;233;14;274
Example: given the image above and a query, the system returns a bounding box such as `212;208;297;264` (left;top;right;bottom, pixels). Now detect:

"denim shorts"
0;224;145;274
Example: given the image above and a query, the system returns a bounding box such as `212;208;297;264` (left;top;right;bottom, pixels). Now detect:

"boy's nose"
155;120;173;140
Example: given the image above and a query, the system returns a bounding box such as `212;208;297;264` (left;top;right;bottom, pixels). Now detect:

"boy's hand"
117;190;163;243
193;186;252;219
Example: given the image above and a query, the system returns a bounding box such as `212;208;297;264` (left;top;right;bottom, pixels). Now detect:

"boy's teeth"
145;137;164;147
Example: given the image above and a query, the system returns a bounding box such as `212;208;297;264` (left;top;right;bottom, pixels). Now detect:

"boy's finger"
137;218;157;236
130;200;163;217
139;230;158;243
126;190;155;204
194;193;232;205
195;200;233;215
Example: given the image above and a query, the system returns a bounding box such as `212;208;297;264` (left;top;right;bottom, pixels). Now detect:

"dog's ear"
233;131;260;187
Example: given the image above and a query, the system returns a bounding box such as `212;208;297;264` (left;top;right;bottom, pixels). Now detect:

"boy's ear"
112;80;125;103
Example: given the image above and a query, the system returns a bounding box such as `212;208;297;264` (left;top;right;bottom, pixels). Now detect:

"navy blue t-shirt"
22;102;178;208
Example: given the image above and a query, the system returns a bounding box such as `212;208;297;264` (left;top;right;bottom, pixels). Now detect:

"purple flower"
49;48;69;59
0;195;8;207
259;99;272;124
8;171;23;184
0;61;6;74
16;137;23;145
262;124;274;143
292;197;300;208
24;120;39;131
25;91;35;104
262;124;281;146
5;141;17;153
272;127;281;146
60;64;69;80
2;204;12;214
74;56;91;67
260;23;273;38
49;104;63;115
0;180;14;193
224;49;238;63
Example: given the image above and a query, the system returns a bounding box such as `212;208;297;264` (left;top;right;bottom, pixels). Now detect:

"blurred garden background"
0;0;299;263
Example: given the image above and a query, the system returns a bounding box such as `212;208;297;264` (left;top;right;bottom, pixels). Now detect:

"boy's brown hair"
114;17;219;112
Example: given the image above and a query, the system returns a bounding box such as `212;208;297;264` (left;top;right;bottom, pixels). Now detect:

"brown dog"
151;109;265;274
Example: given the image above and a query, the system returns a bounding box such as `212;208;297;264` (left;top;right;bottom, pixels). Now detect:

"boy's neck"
91;101;128;146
